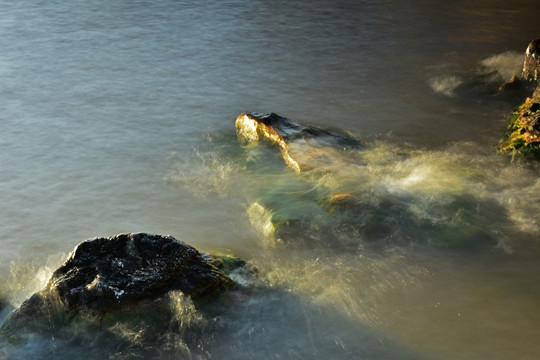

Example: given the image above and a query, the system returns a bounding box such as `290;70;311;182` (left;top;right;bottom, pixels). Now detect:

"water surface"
1;1;540;359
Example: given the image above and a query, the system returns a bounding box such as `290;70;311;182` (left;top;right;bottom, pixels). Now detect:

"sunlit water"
1;1;540;359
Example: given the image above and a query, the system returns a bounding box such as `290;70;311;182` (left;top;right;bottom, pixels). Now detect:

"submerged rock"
452;68;506;96
237;113;503;252
522;38;540;81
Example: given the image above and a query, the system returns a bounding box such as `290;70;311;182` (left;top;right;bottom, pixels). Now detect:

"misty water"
1;1;540;359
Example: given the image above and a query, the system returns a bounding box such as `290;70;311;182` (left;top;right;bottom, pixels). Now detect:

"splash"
164;149;237;197
246;202;278;248
480;51;523;81
235;128;532;251
429;51;523;97
429;75;463;96
0;253;66;307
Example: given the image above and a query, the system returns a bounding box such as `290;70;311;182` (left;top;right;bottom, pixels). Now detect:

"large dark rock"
0;234;254;359
522;38;540;81
51;233;234;313
2;234;236;330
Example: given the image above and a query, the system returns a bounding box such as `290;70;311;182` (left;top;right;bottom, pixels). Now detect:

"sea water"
1;1;540;359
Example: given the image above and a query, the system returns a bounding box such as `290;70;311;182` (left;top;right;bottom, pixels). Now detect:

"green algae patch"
499;94;540;158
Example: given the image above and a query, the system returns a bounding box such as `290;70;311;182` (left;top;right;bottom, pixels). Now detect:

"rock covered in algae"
499;84;540;156
2;233;237;329
522;38;540;81
498;38;540;157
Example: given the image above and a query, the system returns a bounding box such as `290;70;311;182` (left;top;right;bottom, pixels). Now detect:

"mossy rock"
499;87;540;158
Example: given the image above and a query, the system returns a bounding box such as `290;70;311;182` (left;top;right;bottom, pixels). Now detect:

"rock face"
236;112;360;172
523;38;540;81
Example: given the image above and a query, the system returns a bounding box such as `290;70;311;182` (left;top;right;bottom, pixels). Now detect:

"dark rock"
51;233;234;313
0;234;255;358
498;75;526;92
453;69;505;96
1;233;237;331
522;38;540;81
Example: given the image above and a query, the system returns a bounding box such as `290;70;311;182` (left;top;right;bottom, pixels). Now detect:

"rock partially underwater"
236;112;361;172
0;233;251;358
0;235;421;360
236;113;504;252
431;40;540;100
500;38;540;157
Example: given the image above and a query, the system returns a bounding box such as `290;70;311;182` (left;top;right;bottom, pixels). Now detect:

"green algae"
499;97;540;158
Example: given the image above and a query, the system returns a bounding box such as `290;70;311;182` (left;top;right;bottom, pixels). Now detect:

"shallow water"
1;1;540;359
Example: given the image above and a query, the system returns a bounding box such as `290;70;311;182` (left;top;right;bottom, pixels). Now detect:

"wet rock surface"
236;112;361;172
0;234;256;359
1;234;238;331
49;233;234;313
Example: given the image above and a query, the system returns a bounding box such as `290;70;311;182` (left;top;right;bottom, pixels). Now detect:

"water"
1;0;540;359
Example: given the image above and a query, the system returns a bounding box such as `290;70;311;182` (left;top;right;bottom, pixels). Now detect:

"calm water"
1;1;540;359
